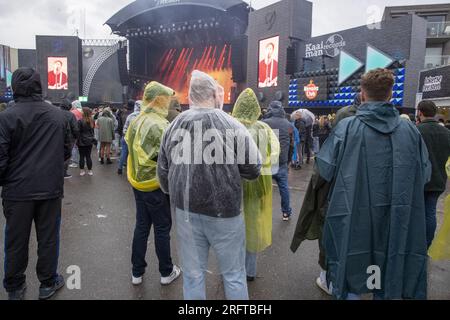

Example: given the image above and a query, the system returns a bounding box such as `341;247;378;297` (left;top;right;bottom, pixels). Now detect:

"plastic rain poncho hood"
317;102;432;300
126;82;174;192
157;71;262;218
232;89;280;253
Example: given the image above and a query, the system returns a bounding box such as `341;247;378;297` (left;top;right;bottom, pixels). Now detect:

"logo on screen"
304;80;319;100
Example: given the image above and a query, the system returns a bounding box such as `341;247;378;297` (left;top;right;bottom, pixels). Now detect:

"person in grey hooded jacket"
157;71;261;300
263;101;295;221
118;100;142;175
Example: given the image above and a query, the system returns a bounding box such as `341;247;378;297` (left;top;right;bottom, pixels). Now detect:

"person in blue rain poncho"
316;69;431;300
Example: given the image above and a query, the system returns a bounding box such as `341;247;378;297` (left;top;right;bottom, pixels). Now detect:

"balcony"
427;22;450;38
424;55;450;69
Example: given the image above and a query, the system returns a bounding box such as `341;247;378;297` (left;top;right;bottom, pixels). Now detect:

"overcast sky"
0;0;446;49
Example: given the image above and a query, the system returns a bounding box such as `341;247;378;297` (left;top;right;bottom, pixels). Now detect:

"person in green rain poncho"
232;88;280;281
125;81;181;287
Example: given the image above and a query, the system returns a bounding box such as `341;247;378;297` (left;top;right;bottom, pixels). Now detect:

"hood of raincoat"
12;68;43;102
356;102;401;134
232;88;261;126
142;81;174;118
101;109;114;119
266;101;286;119
60;99;72;111
125;82;174;192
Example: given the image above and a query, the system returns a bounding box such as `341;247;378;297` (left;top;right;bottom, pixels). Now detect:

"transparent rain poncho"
429;157;450;260
232;88;280;253
157;71;262;292
125;81;174;192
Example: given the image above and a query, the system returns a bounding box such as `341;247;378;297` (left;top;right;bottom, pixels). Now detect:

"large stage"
1;0;430;113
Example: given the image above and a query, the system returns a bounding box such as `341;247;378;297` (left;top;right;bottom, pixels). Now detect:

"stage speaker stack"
118;44;129;86
231;35;248;83
286;45;297;76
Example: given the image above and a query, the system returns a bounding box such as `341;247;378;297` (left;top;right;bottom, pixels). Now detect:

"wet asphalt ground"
0;157;449;300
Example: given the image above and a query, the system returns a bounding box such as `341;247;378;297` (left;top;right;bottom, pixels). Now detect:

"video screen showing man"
48;57;68;90
259;36;279;88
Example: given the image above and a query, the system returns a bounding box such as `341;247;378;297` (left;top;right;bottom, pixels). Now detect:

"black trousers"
78;145;93;170
2;198;62;292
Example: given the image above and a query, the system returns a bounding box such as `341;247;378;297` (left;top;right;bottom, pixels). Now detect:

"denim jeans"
175;209;248;300
245;251;257;278
71;145;79;165
119;137;128;170
425;191;442;248
272;164;292;215
132;188;173;278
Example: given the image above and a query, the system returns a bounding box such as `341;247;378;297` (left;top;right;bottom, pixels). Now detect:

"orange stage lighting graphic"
155;44;233;105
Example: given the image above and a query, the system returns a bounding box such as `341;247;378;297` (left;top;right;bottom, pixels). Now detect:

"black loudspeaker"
118;46;129;86
286;46;297;75
231;35;248;83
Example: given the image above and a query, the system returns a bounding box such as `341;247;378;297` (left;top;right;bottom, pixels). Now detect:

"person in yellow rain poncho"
125;81;181;286
232;88;280;281
429;158;450;260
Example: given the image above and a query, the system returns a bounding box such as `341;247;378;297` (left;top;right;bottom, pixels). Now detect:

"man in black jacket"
263;101;295;221
417;100;450;248
0;68;71;300
60;99;79;178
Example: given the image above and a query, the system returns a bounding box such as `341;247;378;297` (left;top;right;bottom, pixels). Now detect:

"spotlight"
160;25;163;29
182;26;186;31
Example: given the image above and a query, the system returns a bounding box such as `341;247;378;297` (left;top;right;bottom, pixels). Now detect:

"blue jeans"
132;189;173;278
176;209;248;300
272;164;292;215
119;137;128;170
425;191;442;248
245;251;257;278
71;145;79;164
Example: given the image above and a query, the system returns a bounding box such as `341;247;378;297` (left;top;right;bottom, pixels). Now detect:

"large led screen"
155;44;233;105
258;36;279;88
48;57;68;90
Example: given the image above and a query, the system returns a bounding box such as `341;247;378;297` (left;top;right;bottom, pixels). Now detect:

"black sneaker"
106;159;113;165
100;158;105;165
117;168;123;175
8;284;26;300
247;276;255;282
39;274;65;300
64;174;72;179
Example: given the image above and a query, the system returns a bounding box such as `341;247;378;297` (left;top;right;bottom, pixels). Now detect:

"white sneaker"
69;163;78;168
80;170;86;177
316;277;333;296
132;275;143;286
161;265;181;286
88;170;94;176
